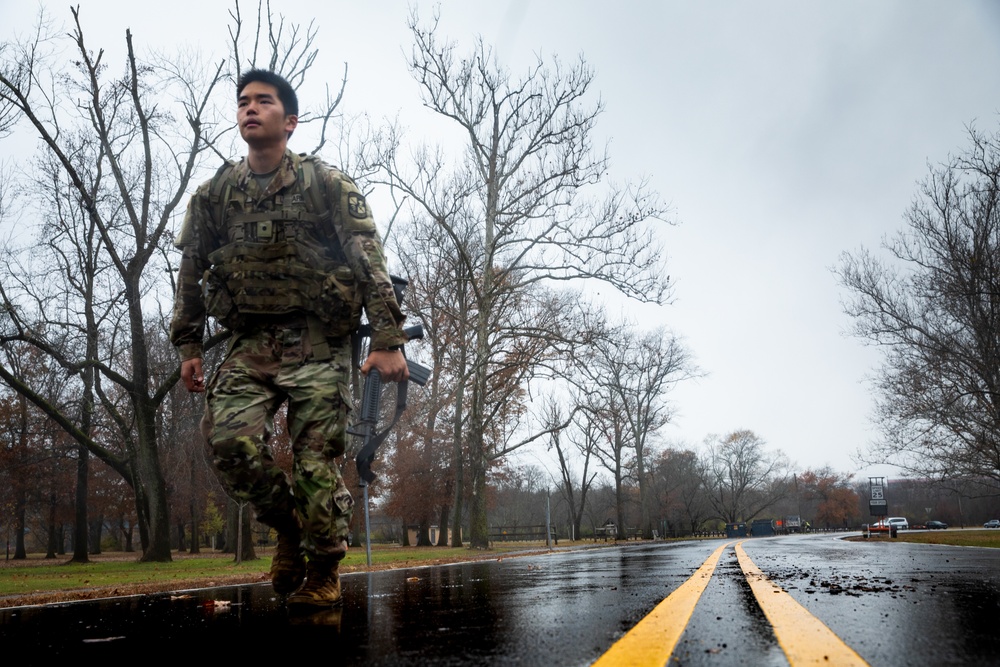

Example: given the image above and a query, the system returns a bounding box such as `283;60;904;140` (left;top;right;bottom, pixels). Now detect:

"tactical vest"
202;155;363;343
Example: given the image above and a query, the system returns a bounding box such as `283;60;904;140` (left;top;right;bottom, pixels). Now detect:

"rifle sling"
354;379;410;484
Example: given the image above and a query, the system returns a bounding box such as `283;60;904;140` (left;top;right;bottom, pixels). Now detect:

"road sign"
869;477;888;516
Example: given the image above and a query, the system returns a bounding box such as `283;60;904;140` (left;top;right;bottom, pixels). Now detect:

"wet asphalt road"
739;534;1000;666
3;533;1000;665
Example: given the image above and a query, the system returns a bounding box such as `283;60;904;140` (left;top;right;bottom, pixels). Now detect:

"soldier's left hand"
361;349;409;383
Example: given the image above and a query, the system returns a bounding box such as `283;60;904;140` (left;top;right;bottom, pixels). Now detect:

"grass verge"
0;541;575;608
859;528;1000;548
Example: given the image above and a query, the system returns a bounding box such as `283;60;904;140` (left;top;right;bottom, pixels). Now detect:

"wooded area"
2;4;999;561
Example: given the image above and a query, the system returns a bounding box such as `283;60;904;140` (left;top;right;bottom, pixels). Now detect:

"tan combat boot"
287;558;342;609
269;529;306;595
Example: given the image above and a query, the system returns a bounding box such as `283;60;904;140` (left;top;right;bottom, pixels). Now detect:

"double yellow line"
592;540;869;666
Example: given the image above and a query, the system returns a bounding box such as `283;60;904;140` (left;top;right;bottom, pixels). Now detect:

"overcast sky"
4;1;1000;482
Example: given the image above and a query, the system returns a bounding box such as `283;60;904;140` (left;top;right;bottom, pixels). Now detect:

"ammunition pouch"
204;240;361;336
202;266;243;330
319;265;363;338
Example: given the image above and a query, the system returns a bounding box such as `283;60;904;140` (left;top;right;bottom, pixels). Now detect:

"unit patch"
347;192;369;219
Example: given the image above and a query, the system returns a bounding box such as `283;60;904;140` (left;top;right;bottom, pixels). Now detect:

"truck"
785;515;803;533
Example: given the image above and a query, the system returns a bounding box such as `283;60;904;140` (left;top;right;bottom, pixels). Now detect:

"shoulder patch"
347;192;369;219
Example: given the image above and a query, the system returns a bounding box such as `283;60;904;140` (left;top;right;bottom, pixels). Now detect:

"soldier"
170;69;408;609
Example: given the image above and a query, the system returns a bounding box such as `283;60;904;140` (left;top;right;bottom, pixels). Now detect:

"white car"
885;517;909;530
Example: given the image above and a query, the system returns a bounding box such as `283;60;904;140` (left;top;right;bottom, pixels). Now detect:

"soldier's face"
237;82;298;146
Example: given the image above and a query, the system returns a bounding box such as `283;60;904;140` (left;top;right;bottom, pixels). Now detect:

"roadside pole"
545;491;552;548
236;501;244;565
362;480;372;567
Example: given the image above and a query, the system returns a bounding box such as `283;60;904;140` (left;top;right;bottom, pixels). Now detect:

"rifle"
349;276;431;485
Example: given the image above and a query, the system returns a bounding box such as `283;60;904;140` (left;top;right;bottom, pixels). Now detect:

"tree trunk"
239;508;257;561
71;445;90;562
466;187;496;550
89;516;103;554
416;517;432;546
614;462;626;537
222;501;235;553
121;517;135;552
131;465;151;553
467;311;491;548
13;490;27;559
225;500;257;561
133;399;172;562
450;337;467;548
45;492;58;559
72;316;98;562
437;505;450;546
189;496;201;554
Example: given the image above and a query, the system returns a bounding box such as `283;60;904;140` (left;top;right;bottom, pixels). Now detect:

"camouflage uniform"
170;149;406;562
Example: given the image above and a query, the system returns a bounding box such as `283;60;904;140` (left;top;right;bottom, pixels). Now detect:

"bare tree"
838;124;1000;490
699;430;790;524
382;212;478;547
0;343;73;558
376;10;672;548
574;322;698;537
579;385;633;532
650;447;709;536
0;4;344;561
545;398;597;541
0;7;229;560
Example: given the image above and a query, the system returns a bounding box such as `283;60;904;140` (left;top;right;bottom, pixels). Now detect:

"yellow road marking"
592;541;733;667
734;541;870;666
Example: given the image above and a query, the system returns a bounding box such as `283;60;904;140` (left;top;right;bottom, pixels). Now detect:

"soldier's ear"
285;114;298;139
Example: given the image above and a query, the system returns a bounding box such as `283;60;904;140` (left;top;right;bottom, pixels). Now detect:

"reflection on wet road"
740;535;1000;666
3;534;1000;665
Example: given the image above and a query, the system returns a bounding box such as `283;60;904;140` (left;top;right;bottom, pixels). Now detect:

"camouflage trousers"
201;322;354;561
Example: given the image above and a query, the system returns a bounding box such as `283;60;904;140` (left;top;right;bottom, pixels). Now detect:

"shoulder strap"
209;159;238;225
299;154;338;223
300;155;347;260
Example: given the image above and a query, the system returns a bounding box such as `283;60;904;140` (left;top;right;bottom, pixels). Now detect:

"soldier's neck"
246;142;288;175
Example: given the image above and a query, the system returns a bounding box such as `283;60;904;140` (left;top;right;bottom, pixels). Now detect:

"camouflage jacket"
169;150;406;361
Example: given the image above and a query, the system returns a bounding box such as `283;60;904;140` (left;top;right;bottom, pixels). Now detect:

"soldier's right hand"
181;358;206;393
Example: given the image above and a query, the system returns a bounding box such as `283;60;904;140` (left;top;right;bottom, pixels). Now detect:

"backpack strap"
209;159;238;228
299;154;346;262
299;156;323;217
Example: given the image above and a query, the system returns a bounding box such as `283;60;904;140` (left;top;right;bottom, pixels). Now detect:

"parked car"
984;519;1000;528
870;517;908;531
925;520;948;529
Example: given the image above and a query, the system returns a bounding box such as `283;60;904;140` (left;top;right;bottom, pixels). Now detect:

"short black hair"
236;69;298;117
